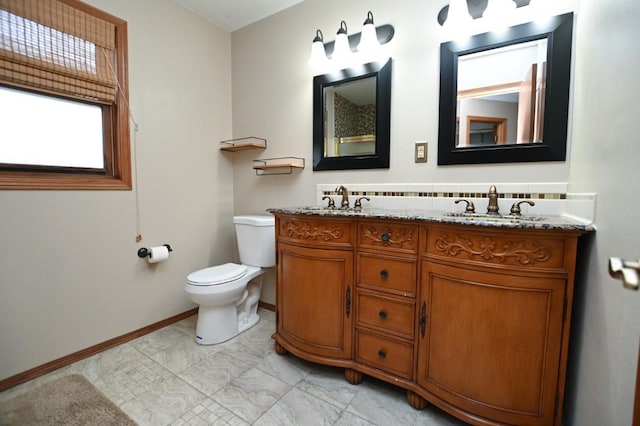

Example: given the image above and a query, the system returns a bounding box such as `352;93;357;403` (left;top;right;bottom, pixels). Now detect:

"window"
0;0;131;189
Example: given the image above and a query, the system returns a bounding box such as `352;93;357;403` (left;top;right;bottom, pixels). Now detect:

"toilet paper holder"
137;244;173;258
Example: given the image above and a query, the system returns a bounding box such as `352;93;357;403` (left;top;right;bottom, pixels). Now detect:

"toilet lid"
186;263;247;286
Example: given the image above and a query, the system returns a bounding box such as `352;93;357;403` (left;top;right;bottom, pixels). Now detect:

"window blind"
0;0;117;104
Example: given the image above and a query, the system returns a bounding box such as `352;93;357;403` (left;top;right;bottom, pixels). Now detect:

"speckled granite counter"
267;207;595;232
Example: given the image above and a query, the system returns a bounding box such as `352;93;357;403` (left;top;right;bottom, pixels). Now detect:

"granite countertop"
267;207;595;232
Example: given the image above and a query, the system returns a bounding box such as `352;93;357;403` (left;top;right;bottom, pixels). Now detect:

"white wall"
229;0;579;212
0;0;234;381
230;0;640;425
564;0;640;424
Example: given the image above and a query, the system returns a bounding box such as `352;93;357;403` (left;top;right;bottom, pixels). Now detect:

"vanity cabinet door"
276;242;353;360
417;261;566;426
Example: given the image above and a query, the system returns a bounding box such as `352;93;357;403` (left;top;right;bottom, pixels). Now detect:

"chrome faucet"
487;185;499;215
336;185;350;209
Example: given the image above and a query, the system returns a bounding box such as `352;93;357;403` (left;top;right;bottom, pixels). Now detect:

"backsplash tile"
315;183;596;224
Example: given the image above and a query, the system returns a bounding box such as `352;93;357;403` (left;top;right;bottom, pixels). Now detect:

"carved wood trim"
362;226;414;248
434;235;551;265
281;220;344;241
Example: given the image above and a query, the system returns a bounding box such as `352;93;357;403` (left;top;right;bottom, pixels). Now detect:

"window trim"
0;0;131;190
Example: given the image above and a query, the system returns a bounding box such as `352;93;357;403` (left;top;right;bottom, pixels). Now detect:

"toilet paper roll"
148;246;170;263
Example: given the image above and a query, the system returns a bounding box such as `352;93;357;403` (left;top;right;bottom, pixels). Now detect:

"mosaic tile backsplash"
316;183;597;224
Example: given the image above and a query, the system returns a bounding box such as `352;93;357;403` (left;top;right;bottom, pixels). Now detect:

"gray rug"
0;374;137;425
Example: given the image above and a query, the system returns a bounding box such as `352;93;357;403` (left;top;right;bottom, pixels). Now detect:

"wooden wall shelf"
252;157;305;175
220;137;267;151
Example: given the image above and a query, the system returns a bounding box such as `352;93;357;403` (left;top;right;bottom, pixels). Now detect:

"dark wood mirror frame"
313;59;392;171
437;12;573;165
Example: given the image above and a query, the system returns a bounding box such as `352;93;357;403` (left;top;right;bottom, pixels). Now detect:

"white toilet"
184;215;275;345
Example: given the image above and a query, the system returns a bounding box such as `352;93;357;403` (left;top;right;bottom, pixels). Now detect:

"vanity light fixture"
308;30;328;67
443;0;473;32
332;21;353;66
357;12;381;56
483;0;517;28
309;11;394;70
437;0;536;28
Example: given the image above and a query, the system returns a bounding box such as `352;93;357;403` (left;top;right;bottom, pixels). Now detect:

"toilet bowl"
184;215;275;345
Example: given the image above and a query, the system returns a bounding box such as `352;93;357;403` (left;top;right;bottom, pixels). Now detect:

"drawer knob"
378;349;386;359
378;310;388;320
381;232;390;242
380;269;389;279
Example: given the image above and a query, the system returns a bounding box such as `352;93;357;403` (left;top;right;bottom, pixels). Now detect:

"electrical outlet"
415;142;427;163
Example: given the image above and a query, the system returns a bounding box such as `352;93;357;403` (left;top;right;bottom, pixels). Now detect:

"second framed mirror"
313;59;391;171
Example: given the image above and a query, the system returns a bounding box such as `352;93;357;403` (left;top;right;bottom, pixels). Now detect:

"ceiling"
172;0;305;32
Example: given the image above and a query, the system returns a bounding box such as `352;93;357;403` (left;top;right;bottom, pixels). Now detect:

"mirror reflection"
313;59;391;171
437;12;573;165
456;39;548;147
323;77;376;157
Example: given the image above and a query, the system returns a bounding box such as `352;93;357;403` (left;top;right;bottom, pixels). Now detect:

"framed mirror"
313;59;391;171
438;12;573;165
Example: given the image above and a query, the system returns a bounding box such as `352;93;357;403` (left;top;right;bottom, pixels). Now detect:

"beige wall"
0;0;234;380
2;0;640;424
230;0;577;304
230;0;640;425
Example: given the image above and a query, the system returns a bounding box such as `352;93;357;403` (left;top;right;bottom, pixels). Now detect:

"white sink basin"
442;212;545;223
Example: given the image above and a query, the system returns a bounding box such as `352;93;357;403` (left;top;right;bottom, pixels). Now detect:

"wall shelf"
252;157;305;175
220;137;267;151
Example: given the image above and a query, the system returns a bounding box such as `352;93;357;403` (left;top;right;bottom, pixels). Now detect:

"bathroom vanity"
268;207;592;426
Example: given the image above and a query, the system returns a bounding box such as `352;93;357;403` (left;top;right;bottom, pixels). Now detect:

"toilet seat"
186;263;247;286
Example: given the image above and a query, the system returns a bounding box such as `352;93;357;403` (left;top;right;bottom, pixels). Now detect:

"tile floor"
0;309;466;425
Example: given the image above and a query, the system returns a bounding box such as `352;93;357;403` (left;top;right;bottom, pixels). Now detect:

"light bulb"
483;0;516;29
308;29;328;68
331;21;353;68
357;11;381;59
444;0;473;32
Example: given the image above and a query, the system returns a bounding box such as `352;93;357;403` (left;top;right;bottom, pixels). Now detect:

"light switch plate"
415;142;427;163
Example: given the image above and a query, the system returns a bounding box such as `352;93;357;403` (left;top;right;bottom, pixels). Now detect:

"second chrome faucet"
455;185;536;216
487;185;499;215
336;185;350;208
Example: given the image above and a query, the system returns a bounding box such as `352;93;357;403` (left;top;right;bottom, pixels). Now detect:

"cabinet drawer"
424;227;568;272
358;221;418;254
357;292;415;338
356;330;413;379
277;216;353;248
358;253;417;296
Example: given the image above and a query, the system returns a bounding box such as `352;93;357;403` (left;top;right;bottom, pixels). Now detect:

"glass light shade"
332;31;353;66
444;0;473;31
483;0;517;25
309;39;328;67
357;22;380;56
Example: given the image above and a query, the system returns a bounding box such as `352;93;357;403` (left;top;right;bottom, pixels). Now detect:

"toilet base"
193;275;263;345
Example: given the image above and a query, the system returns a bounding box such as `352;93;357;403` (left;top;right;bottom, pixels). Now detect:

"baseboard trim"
0;308;198;393
258;301;275;312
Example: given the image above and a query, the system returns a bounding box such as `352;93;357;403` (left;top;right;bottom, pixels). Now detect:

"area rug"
0;374;137;425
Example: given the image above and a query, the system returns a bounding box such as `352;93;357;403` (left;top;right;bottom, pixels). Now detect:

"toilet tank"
233;215;275;267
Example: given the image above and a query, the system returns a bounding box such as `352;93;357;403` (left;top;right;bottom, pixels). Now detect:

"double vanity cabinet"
268;208;591;426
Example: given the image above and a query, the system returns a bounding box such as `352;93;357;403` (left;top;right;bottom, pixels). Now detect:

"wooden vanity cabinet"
272;213;585;426
417;225;580;426
274;215;355;362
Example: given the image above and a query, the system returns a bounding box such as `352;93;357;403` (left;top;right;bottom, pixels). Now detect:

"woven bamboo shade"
0;0;117;103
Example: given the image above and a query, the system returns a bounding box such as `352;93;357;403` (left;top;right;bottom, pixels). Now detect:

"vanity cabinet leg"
274;341;288;355
407;390;428;410
344;369;363;385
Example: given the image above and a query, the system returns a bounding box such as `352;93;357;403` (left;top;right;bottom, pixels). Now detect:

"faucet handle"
354;196;370;210
454;199;476;213
322;196;335;209
510;200;535;216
